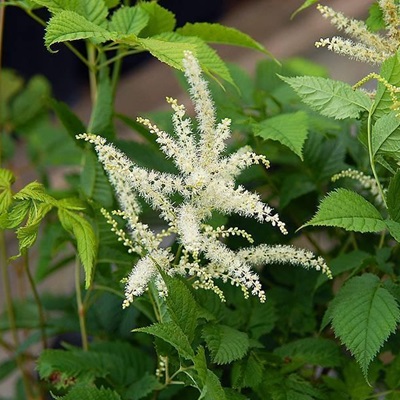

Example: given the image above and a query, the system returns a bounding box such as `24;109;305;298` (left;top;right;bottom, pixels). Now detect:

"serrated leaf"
109;5;149;36
232;352;264;389
329;273;400;378
373;52;400;118
281;75;371;119
138;2;176;37
303;188;386;233
193;348;226;400
254;111;309;159
0;169;15;213
163;276;213;341
135;321;194;360
274;338;341;368
56;385;122;400
385;219;400;242
177;22;269;55
45;10;115;51
125;373;161;400
387;170;400;222
35;0;108;24
200;369;226;400
58;208;97;288
133;35;196;71
366;3;386;32
148;32;234;86
372;112;400;159
202;324;249;365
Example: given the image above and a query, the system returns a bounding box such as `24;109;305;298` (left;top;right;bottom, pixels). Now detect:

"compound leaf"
372;112;400;159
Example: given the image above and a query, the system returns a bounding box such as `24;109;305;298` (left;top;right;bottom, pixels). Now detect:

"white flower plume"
315;2;400;65
77;51;331;307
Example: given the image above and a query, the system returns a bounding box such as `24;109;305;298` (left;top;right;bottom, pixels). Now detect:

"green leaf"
163;276;213;341
0;359;17;380
372;112;400;158
328;273;400;378
138;1;176;36
291;0;320;19
45;10;114;51
385;219;400;242
56;384;122;400
50;99;86;141
280;75;372;119
109;5;149;36
279;173;316;209
80;150;114;207
16;203;53;253
125;373;161;400
134;321;195;360
274;338;341;368
316;250;371;290
387;170;400;222
34;0;108;24
247;300;277;339
89;68;114;139
150;32;234;86
373;52;400;118
58;208;97;288
231;352;264;389
202;324;249;365
132;35;196;71
0;169;15;214
193;348;227;400
10;75;51;129
177;22;269;55
302;189;386;233
253;111;309;159
366;2;386;32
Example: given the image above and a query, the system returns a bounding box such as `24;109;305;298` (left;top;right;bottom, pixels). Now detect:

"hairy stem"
75;258;89;351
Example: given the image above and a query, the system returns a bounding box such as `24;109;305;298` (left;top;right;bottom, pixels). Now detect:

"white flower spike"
77;51;331;307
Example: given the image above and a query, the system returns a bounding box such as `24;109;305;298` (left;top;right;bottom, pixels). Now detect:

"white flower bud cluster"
332;168;385;205
315;2;399;65
77;51;331;307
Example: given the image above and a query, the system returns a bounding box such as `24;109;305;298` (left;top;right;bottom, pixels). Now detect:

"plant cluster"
2;0;400;399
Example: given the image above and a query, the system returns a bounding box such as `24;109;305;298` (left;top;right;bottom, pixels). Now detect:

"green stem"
75;258;89;351
110;49;124;99
24;252;48;349
86;42;98;108
0;235;35;398
367;107;387;208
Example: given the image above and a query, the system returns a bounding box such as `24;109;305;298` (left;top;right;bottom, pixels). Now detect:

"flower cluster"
315;1;400;65
332;168;385;205
77;51;331;307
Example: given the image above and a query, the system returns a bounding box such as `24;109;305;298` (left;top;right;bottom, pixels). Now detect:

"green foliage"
326;274;400;378
302;188;386;232
253;111;309;159
3;1;400;399
280;75;372;119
